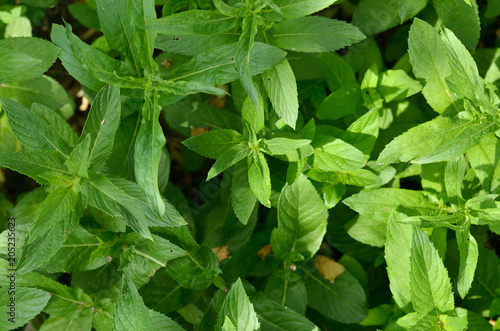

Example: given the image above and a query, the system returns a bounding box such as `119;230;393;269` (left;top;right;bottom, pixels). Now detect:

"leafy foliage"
1;0;500;330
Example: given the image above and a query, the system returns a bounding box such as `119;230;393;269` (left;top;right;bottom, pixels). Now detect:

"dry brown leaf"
257;244;273;261
190;126;210;137
212;245;230;261
315;255;345;284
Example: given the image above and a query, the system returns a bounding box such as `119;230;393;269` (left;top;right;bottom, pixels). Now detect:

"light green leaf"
248;152;272;207
81;174;152;240
242;93;265;133
399;0;429;21
0;37;60;83
207;143;251;180
456;230;478;299
40;315;93;331
65;134;91;178
155;33;239;56
146;10;237;35
378;116;497;164
313;139;366;172
385;212;414;312
114;278;153;330
341;108;380;158
272;16;365;53
271;0;337;18
271;175;328;261
262;58;298;129
30;103;77;144
0;98;71;157
236;14;259;107
183;129;246;160
0;75;75;119
80;85;121;171
261;137;311;156
302;267;367;324
0;287;51;330
149;309;186;330
134;92;166;218
0;151;70;184
28;186;78;244
231;162;257;225
444;155;466;206
216;279;260;331
410;226;454;316
378;70;422;103
432;0;480;50
408;18;457;114
467;134;500;192
121;233;186;286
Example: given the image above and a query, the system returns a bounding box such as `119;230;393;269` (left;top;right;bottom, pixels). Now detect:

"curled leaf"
257;244;273;261
212;245;230;261
315;255;345;284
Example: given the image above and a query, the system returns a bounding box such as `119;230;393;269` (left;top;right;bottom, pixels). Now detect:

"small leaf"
216;279;260;331
207;143;251;180
248;152;272;207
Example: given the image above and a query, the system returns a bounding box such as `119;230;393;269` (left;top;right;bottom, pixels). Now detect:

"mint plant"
1;0;500;330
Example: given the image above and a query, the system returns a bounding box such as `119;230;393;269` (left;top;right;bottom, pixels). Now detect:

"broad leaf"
410;226;454;316
114;278;154;330
146;10;237;35
183;129;246;160
313;139;366;172
271;175;328;261
0;288;51;330
216;279;260;331
272;17;365;53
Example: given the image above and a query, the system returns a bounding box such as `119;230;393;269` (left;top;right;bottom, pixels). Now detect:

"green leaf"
441;27;493;114
50;24;105;91
410;226;454;316
271;0;337;18
236;14;259;107
134;92;166;218
456;230;478;299
80;85;121;171
231;162;257;225
262;58;298;129
0;151;70;184
114;277;154;330
261;137;311;156
307;168;381;187
120;233;186;286
318;53;357;92
0;37;60;83
30;103;78;144
377;116;497;164
0;287;51;330
253;295;320;331
155;33;239;56
272;16;365;53
183;129;246;160
38;226;104;273
169;42;286;87
28;185;78;244
432;0;480;50
341;107;380;158
408;18;457;114
399;0;429;22
352;0;400;35
444;155;466;206
0;75;75;119
316;84;361;121
242;93;265;133
467;134;500;192
81;174;152;240
146;10;237;35
149;309;185;330
378;70;422;103
207;143;251;180
302;267;367;324
271;175;328;261
18;196;83;274
344;188;440;247
0;98;71;157
385;212;413;312
216;279;260;331
313;139;366;172
65;134;91;178
248;152;272;207
264;270;307;315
